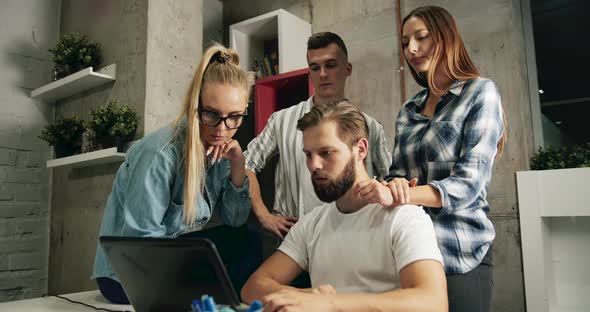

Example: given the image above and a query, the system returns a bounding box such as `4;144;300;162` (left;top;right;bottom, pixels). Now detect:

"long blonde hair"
403;6;507;157
172;44;249;226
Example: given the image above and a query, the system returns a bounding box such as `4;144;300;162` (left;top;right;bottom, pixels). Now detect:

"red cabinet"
254;68;314;135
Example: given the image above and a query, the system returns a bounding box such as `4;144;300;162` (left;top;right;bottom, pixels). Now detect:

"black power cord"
53;295;133;312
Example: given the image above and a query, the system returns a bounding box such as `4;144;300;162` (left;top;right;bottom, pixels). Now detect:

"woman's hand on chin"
206;139;244;164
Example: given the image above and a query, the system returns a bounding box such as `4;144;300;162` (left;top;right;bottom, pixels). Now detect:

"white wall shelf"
517;167;590;312
47;147;125;169
31;64;116;102
230;9;311;75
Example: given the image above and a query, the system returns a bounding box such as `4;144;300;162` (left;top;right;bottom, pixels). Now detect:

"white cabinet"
230;9;311;75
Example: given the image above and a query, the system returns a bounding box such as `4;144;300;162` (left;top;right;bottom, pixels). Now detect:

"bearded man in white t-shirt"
241;100;447;311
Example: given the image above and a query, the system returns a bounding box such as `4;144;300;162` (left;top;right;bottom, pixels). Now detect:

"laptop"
100;236;241;311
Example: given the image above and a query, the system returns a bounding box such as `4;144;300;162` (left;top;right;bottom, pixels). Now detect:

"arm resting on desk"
241;251;306;303
261;259;447;312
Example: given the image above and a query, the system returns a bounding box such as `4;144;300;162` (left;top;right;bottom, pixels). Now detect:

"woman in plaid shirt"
357;5;507;312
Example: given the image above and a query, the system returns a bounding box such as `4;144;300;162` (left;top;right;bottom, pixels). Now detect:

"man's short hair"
307;32;348;58
297;100;368;147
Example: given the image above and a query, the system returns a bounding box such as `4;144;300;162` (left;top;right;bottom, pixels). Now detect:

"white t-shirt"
278;203;443;294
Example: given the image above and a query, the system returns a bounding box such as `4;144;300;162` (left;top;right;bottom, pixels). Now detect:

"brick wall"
0;134;51;302
0;0;59;302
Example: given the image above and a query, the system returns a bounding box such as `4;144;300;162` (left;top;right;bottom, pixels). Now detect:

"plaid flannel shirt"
386;78;504;273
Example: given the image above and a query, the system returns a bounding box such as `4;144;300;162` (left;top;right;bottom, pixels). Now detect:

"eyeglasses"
197;108;247;129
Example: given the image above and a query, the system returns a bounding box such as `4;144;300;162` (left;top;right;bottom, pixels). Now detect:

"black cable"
53;295;133;312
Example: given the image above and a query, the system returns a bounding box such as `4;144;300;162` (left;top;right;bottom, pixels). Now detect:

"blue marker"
206;296;217;312
192;299;202;312
247;300;263;312
199;295;217;312
200;295;209;312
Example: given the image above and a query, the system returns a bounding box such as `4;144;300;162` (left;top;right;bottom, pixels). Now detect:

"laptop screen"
100;236;240;311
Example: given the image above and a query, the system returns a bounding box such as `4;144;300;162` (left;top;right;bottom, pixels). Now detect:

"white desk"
0;290;133;312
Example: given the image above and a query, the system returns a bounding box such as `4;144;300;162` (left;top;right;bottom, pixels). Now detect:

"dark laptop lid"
100;236;240;312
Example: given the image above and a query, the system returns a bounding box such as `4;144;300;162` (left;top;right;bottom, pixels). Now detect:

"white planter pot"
517;167;590;312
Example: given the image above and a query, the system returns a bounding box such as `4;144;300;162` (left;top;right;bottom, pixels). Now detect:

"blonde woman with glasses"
92;45;259;304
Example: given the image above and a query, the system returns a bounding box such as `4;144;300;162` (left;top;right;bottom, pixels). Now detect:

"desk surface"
0;290;133;312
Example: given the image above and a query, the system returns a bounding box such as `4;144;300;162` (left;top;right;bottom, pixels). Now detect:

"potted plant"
86;100;138;151
38;117;86;158
49;33;102;80
529;143;590;170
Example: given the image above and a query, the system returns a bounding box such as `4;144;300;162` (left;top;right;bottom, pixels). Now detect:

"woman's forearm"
410;185;442;208
229;156;246;188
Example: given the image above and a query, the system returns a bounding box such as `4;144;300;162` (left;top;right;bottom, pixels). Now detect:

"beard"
311;156;356;203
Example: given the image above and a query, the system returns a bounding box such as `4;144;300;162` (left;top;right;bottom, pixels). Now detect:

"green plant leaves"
87;100;138;139
38;117;85;147
39;100;139;154
49;33;102;79
530;143;590;170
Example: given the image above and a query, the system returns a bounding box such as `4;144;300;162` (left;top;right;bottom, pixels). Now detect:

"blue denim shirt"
92;124;250;281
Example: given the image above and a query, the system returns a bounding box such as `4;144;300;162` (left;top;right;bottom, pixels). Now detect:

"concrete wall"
223;0;533;311
145;0;203;133
203;0;224;51
48;0;202;295
0;0;60;302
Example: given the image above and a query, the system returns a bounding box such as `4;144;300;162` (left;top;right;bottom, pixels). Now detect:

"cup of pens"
190;295;262;312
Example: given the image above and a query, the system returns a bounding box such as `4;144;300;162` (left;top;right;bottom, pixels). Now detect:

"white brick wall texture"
0;0;58;302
